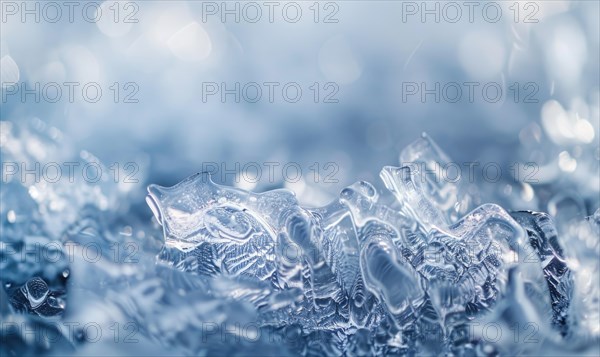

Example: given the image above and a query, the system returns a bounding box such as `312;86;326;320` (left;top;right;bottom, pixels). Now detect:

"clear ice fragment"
21;277;49;309
359;227;423;315
148;172;297;281
138;133;597;356
381;165;449;230
340;181;425;328
281;206;346;309
510;211;572;333
399;133;477;224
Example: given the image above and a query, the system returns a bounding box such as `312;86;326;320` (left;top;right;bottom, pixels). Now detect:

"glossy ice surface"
143;135;596;355
1;122;598;356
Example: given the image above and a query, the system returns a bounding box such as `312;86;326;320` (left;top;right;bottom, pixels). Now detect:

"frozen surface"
1;1;599;355
0;113;598;357
1;121;599;355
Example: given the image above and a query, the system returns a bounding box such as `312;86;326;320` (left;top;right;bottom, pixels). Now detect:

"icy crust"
146;136;573;355
3;122;598;356
0;120;121;320
148;172;297;281
510;211;573;334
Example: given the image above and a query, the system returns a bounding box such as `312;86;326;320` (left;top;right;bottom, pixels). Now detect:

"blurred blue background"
1;0;598;206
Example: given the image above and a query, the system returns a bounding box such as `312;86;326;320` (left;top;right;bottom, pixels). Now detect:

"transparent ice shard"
5;275;66;317
436;204;548;311
21;277;49;309
359;226;423;316
308;200;380;329
381;165;449;231
279;206;348;321
148;172;297;281
339;180;415;244
510;211;573;334
1;234;69;314
398;133;477;225
150;173;358;331
273;203;368;330
340;181;425;330
408;202;552;354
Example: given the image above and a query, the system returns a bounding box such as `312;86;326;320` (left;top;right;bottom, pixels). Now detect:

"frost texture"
2;121;598;356
144;135;597;356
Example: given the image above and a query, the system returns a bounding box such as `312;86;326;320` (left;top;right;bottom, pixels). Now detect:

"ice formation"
1;121;599;356
142;134;598;356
